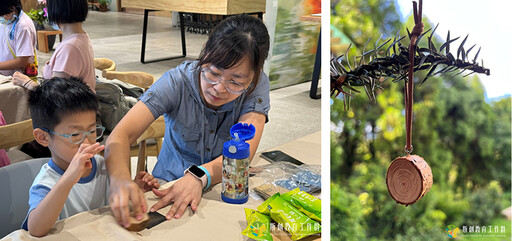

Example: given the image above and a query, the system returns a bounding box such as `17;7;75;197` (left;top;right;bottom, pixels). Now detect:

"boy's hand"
63;142;105;184
134;171;160;191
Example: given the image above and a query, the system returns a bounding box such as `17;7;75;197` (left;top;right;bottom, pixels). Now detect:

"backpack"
95;79;132;133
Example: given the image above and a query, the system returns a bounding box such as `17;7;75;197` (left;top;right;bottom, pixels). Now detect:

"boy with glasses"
21;77;158;237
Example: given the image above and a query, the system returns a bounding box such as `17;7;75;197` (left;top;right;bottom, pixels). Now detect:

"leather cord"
405;0;423;155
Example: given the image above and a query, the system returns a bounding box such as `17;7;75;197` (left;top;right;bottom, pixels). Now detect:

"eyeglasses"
41;126;106;144
201;67;247;94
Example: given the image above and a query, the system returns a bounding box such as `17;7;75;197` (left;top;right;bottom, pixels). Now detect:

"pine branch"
331;27;490;101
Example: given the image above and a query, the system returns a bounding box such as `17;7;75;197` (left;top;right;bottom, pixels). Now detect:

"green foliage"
331;0;401;51
330;183;366;241
27;8;47;26
463;181;503;226
98;0;111;5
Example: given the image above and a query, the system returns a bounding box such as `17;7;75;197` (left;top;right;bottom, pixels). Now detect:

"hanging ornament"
385;0;433;206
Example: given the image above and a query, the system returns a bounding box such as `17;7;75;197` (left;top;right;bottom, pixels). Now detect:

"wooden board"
21;0;38;13
121;0;265;15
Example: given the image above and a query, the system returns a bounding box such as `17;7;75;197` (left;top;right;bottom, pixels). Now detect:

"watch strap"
197;166;211;190
184;166;207;189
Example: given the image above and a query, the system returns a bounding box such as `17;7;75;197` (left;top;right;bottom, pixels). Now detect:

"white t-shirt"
21;155;109;230
43;32;95;91
0;11;37;76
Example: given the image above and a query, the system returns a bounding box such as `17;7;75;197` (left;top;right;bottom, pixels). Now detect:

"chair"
0;158;50;237
0;119;35;165
93;58;116;72
0;119;35;150
135;116;165;174
101;71;159;173
102;70;156;91
36;30;62;53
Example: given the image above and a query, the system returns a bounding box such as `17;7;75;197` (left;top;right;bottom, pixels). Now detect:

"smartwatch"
184;165;207;189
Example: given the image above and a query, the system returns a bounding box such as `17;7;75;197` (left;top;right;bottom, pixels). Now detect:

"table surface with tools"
2;131;321;241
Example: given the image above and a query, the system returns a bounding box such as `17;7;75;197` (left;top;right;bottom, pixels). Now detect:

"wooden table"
0;76;30;125
1;131;321;240
121;0;266;63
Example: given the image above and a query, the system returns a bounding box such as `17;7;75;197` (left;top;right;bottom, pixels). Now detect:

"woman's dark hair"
28;77;98;131
0;0;22;16
47;0;88;24
197;14;270;95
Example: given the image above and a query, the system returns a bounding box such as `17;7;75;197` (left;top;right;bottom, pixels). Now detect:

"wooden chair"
102;70;156;91
36;30;62;53
101;70;159;173
0;119;35;150
94;58;116;72
134;116;165;174
0;119;35;165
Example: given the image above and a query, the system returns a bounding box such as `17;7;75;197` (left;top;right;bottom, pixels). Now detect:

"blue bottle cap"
229;123;255;141
222;123;255;159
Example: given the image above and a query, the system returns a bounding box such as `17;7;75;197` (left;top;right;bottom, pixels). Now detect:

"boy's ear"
33;128;50;147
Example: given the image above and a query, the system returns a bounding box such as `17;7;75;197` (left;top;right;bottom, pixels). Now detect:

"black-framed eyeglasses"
41;126;106;144
201;67;247;94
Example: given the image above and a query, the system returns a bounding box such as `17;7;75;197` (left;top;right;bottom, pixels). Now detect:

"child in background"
21;77;159;237
13;0;95;91
0;0;37;77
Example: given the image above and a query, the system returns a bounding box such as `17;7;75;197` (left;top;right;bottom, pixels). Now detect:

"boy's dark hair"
197;14;270;95
47;0;88;24
0;0;22;16
28;77;98;131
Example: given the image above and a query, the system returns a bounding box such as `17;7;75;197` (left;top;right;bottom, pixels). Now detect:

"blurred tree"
331;0;401;49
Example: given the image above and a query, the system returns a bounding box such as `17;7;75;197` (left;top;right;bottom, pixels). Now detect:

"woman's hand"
150;173;203;219
134;171;160;191
109;177;148;228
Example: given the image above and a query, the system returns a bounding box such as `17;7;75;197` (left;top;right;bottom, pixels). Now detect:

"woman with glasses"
0;0;37;77
105;14;270;227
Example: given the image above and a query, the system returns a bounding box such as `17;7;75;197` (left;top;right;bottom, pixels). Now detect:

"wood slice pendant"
386;155;433;206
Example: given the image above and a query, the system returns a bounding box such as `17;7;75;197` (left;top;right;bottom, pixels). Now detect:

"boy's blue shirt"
21;155;109;230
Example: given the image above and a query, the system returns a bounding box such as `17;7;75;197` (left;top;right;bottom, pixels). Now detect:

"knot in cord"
411;22;424;37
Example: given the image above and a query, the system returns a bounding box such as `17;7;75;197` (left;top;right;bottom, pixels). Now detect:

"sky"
395;0;512;99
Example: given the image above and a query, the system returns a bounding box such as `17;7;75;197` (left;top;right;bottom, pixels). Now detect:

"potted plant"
98;0;111;12
26;2;47;30
27;0;57;50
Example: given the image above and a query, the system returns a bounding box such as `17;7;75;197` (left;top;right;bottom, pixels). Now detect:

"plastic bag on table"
249;162;321;199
